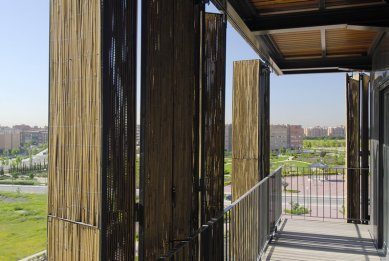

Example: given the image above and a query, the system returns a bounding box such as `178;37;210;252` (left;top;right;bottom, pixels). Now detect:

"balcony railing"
281;166;369;223
159;167;283;260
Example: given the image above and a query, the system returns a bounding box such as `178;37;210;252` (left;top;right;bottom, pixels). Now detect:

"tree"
11;148;20;155
0;168;4;176
280;147;286;154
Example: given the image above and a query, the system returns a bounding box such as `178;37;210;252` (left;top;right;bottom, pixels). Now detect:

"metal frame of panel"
139;0;201;259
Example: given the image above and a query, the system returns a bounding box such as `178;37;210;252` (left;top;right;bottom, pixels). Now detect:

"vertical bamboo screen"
48;0;136;260
360;73;370;223
232;60;270;260
201;12;226;261
346;75;361;222
140;0;201;259
232;60;261;200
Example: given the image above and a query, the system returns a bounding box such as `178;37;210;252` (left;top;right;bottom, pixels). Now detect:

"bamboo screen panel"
202;12;226;261
48;1;102;259
140;0;200;259
232;60;261;200
48;0;136;260
346;75;360;222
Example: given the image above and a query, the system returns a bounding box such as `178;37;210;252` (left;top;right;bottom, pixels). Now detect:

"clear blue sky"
0;1;345;128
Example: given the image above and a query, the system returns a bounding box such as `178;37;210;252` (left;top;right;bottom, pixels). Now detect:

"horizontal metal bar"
48;215;99;229
224;166;282;212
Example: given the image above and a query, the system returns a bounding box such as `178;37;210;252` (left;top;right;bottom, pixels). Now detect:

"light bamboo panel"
232;60;260;200
49;0;137;259
49;0;101;228
48;217;100;261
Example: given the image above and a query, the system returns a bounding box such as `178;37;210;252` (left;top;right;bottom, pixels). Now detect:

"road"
0;184;47;194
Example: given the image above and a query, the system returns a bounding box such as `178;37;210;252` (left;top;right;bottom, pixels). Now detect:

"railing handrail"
224;166;283;213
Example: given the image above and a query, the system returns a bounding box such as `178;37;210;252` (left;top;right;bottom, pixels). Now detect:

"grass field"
0;192;47;261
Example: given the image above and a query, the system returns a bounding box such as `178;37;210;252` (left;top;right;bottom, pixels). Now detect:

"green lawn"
0;192;47;261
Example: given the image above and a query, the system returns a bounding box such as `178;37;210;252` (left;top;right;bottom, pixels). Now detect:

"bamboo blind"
48;0;136;259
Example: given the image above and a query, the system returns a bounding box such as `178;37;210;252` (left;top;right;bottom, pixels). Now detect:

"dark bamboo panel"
201;12;226;261
361;73;370;223
140;0;200;259
259;66;270;180
101;0;137;259
346;75;361;222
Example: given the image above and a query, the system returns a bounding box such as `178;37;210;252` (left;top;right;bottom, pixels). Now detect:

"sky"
0;1;345;128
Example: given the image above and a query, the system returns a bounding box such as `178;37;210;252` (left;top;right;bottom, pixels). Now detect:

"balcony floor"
263;218;381;261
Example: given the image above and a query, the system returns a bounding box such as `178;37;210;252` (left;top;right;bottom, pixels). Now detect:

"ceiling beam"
247;5;389;32
278;56;372;73
211;0;283;75
253;24;389;35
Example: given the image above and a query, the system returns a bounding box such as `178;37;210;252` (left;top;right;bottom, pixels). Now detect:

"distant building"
0;129;21;150
328;126;345;138
270;125;288;150
288;125;304;149
225;124;232;151
304;126;328;137
21;130;48;145
13;124;33;132
136;125;140;145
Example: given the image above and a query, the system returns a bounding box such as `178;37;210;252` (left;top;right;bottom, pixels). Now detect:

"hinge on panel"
172;186;176;208
198;178;204;192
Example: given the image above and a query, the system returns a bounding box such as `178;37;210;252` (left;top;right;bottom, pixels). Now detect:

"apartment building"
328;126;345;138
270;125;288;150
304;126;328;137
225;124;232;152
0;129;21;150
288;125;304;149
